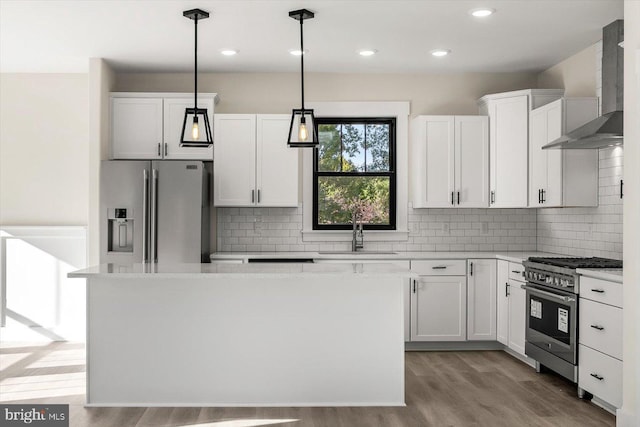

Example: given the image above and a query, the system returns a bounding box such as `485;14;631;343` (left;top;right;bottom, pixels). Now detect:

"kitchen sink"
318;251;398;255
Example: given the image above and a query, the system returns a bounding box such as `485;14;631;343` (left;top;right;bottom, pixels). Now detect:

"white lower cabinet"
410;276;467;341
496;260;527;356
578;276;623;409
507;281;527;355
467;259;497;340
410;261;467;341
579;345;622;408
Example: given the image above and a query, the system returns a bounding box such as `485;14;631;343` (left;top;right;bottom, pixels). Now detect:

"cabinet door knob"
469;262;474;276
591;289;605;293
157;143;161;156
590;373;604;381
251;189;255;203
490;191;495;204
590;325;604;331
451;191;455;206
413;280;416;294
457;191;460;205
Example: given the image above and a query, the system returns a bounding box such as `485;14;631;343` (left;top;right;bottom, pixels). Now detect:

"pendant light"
180;8;213;147
287;9;319;148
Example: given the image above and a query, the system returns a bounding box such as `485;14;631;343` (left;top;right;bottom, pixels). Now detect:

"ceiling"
0;0;623;74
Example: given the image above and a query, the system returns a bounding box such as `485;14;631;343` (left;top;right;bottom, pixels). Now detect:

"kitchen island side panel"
87;275;405;406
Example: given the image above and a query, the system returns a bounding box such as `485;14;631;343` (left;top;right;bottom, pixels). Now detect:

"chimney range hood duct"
543;20;623;149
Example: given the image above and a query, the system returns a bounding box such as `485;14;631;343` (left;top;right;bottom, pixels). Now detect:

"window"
313;118;396;230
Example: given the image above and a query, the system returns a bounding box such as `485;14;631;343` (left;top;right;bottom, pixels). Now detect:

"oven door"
523;284;577;364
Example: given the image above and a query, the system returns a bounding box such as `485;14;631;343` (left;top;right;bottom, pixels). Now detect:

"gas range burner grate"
527;257;623;269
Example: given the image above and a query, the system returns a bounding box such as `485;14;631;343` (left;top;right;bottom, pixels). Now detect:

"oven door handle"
522;284;575;303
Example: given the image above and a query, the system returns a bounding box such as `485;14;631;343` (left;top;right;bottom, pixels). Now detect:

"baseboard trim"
405;341;503;351
84;401;407;408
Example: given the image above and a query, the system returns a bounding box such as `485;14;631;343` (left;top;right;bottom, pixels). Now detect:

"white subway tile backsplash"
217;204;537;252
536;147;623;259
216;145;621;258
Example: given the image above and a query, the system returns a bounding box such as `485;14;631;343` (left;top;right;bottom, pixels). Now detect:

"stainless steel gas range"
522;257;623;386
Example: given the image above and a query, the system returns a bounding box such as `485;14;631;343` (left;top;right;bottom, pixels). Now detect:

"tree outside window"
313;118;396;230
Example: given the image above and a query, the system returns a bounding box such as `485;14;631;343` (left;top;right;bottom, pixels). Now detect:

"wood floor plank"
0;343;615;427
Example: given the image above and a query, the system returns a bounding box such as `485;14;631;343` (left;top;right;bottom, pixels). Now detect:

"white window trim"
301;101;409;242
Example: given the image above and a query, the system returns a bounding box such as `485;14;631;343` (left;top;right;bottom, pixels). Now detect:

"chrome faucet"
352;211;364;252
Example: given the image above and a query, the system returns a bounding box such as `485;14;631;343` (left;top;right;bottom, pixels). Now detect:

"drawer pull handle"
511;270;521;274
432;266;447;270
590;373;604;381
591;289;605;293
590;325;604;331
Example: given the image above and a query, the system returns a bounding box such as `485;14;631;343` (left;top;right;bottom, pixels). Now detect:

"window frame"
312;117;397;231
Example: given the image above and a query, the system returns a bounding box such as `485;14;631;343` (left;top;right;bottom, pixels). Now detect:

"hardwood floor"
1;342;614;426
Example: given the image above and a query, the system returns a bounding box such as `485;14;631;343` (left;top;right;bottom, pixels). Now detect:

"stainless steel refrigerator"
100;160;210;264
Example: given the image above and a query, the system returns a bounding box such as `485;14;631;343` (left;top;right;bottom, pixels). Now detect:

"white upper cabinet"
478;89;564;208
256;115;300;207
110;93;218;160
213;114;257;206
111;98;164;159
412;115;488;208
529;98;599;207
163;97;215;160
455;117;489;208
214;114;299;207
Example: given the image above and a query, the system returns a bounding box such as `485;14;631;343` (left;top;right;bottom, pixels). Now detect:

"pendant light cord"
300;17;304;110
194;16;198;109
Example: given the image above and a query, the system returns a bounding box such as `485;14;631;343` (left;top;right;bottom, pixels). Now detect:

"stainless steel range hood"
543;20;624;149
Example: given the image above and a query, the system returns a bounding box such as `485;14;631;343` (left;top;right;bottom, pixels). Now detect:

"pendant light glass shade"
288;109;319;147
288;9;318;148
180;107;213;147
181;8;213;147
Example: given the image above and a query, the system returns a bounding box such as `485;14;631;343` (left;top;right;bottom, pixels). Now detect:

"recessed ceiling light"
358;49;377;57
431;49;451;57
220;49;238;56
469;8;495;18
289;49;308;56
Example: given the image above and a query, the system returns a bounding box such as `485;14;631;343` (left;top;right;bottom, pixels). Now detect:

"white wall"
88;59;115;265
114;71;538;116
538;43;598;97
0;73;89;225
621;2;640;426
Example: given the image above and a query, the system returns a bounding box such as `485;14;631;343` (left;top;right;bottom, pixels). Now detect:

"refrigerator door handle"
151;168;159;263
142;169;149;263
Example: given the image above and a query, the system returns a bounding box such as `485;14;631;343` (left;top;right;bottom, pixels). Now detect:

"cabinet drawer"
580;277;622;308
579;344;622;408
579;298;622;360
508;262;525;282
411;260;466;276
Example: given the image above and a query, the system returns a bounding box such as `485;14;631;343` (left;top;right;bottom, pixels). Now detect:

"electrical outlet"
442;223;450;234
409;223;420;236
254;217;264;234
481;222;489;235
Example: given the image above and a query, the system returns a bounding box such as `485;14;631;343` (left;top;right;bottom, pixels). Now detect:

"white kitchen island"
69;262;411;407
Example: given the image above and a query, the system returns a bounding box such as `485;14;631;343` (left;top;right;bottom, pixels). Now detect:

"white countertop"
576;268;623;283
69;262;415;279
210;251;560;263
